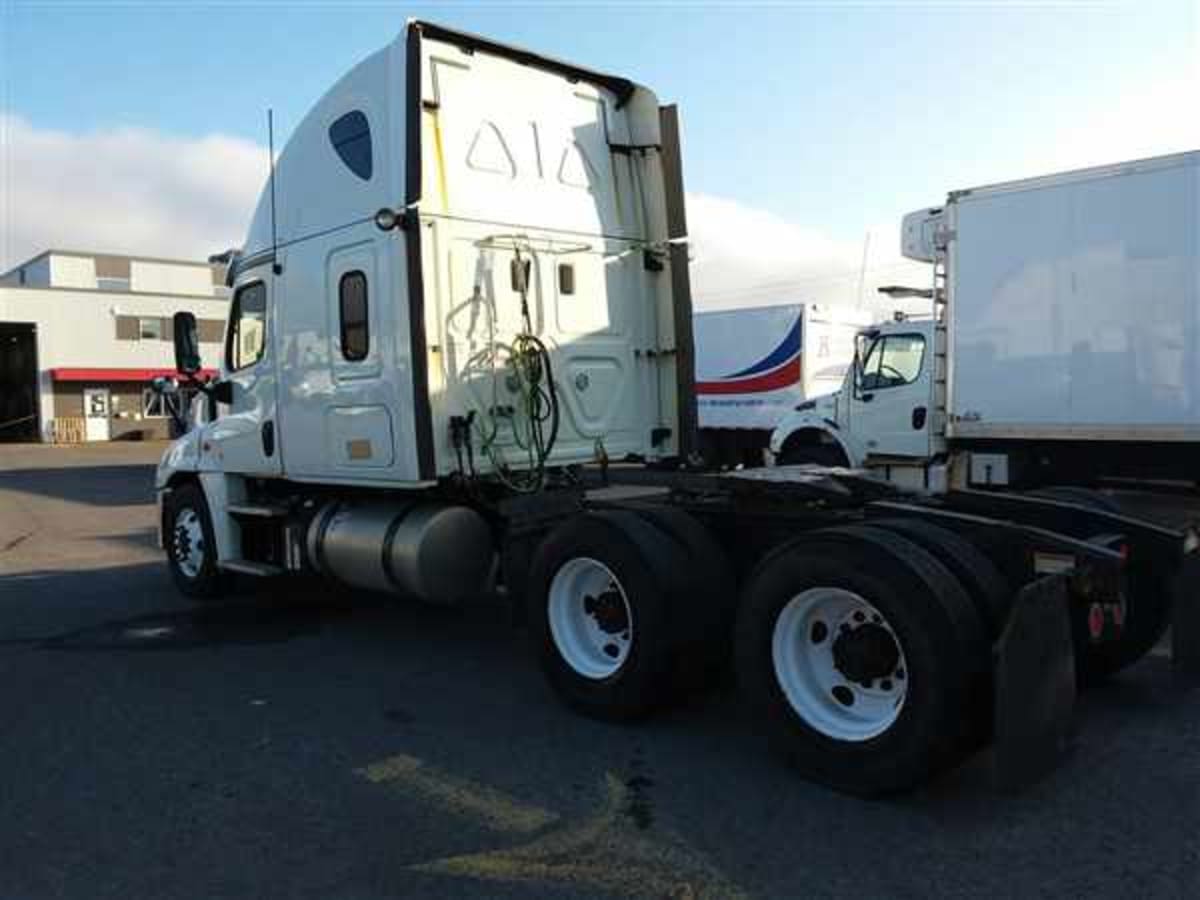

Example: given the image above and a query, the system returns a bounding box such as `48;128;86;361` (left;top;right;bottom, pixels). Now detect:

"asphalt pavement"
1;442;1198;899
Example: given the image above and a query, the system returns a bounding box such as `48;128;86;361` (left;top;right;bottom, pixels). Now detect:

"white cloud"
686;192;930;315
0;113;265;271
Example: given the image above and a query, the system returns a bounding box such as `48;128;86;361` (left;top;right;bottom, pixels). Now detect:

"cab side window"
860;334;925;390
339;271;369;361
226;282;267;371
329;111;372;181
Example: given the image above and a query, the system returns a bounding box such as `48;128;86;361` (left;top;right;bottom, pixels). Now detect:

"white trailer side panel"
949;152;1200;440
694;304;805;430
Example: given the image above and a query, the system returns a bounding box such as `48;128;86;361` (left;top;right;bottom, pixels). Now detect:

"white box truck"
771;150;1200;681
694;303;867;467
153;23;1195;795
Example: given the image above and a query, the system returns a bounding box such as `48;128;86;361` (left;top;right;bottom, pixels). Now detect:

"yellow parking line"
413;773;750;899
357;753;558;835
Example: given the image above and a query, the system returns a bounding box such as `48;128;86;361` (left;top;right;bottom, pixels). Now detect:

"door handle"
912;406;927;429
860;393;874;403
261;420;275;457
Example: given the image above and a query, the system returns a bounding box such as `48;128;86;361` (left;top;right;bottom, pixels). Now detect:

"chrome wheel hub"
172;508;206;579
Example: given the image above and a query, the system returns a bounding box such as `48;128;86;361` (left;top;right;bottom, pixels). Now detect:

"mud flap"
991;574;1076;792
1172;552;1200;684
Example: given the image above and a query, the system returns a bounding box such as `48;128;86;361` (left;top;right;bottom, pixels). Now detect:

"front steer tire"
163;482;230;601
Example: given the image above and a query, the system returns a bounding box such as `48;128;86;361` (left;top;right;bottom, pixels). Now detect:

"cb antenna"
268;109;281;275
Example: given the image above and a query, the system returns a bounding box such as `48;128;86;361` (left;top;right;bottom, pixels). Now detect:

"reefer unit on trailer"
694;303;866;431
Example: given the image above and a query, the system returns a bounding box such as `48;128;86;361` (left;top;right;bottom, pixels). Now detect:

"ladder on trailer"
929;232;950;455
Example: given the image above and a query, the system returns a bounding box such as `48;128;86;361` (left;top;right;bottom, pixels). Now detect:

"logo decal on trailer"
696;315;802;395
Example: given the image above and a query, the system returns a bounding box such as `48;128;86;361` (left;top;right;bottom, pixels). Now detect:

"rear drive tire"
1032;487;1173;682
526;511;686;720
629;505;737;680
867;517;1012;745
735;526;985;795
867;517;1011;637
164;482;230;601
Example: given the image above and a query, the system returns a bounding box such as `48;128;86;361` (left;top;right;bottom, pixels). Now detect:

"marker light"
374;207;400;231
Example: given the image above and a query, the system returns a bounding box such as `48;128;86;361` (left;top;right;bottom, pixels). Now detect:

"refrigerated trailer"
694;303;867;467
154;23;1196;796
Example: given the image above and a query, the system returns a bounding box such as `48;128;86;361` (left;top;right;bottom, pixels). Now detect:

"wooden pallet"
49;418;87;444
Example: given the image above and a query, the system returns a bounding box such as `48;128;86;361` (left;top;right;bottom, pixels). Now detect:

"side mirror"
173;311;201;375
851;336;867;400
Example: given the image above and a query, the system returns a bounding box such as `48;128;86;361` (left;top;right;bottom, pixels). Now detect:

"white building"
0;250;229;442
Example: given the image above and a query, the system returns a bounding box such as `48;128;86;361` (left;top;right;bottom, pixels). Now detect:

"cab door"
848;331;931;459
206;278;283;476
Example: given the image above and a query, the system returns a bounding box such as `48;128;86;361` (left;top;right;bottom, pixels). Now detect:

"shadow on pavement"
37;601;333;651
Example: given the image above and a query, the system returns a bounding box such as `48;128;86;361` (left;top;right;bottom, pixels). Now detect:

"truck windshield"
860;334;925;390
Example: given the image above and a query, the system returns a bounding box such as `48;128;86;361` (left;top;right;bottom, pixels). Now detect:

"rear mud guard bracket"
992;574;1076;792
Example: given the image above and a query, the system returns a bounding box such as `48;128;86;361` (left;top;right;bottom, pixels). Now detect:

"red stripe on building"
696;359;801;395
50;367;217;382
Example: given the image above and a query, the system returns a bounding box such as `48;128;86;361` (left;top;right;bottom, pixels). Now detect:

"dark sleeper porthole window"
339;271;369;361
329;111;372;180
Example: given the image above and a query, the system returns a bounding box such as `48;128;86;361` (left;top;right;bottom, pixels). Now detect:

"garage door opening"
0;323;40;442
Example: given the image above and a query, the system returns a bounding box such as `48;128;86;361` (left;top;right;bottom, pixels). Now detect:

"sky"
1;0;1197;312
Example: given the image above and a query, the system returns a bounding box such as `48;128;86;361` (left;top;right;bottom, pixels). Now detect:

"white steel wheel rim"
548;557;633;680
172;507;206;579
771;587;908;742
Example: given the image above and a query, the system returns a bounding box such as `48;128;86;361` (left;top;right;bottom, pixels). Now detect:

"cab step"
218;559;286;577
227;504;289;518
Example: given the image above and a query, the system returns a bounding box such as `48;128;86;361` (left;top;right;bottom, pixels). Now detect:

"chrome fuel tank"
307;501;494;603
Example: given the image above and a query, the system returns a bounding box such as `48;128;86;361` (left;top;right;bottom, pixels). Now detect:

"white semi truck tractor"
154;23;1196;795
771;151;1200;682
